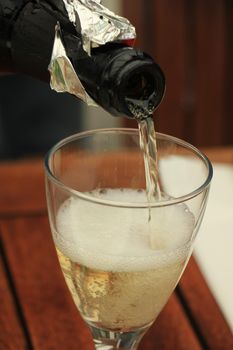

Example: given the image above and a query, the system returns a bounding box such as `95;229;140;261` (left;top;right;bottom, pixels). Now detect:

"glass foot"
89;324;148;350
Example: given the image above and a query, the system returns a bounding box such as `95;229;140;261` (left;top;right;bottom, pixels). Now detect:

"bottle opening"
125;71;160;119
125;72;156;101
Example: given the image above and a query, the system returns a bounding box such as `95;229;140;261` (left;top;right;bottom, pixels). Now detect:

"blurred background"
0;0;232;333
123;0;233;147
122;0;233;332
0;0;232;159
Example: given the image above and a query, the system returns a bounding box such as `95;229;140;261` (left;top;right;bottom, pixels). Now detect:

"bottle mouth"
119;61;166;119
87;43;166;118
126;69;158;99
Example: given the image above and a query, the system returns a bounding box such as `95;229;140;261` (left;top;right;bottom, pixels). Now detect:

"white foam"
54;189;195;272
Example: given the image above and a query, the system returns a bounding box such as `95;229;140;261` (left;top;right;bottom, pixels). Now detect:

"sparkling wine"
127;96;161;219
138;117;161;201
53;189;195;331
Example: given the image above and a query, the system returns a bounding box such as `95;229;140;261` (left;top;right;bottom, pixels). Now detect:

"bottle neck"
73;43;165;117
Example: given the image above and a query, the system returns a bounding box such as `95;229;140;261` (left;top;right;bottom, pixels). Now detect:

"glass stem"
89;324;148;350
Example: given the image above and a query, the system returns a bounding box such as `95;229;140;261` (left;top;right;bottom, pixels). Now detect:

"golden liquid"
56;247;187;331
138;117;161;202
54;111;194;332
127;100;161;205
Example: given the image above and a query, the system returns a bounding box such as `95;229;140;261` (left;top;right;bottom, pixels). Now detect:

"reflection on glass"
45;129;212;349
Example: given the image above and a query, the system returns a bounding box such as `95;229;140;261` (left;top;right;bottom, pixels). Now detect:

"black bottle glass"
0;0;165;118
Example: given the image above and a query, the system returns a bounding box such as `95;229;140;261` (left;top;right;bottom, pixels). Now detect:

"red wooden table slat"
0;246;27;349
0;148;232;216
204;147;233;164
0;147;232;349
177;147;233;349
1;217;92;350
0;216;202;350
0;159;46;216
179;258;233;350
141;294;201;350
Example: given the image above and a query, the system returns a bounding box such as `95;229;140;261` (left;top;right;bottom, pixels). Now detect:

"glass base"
89;324;149;350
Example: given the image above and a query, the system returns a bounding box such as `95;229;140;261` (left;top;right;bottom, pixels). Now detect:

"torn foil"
49;24;96;106
63;0;136;53
49;0;136;105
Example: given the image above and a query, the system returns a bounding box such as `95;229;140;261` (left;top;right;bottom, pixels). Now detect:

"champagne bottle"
0;0;165;118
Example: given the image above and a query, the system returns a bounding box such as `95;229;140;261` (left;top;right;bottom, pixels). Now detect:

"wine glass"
45;128;213;350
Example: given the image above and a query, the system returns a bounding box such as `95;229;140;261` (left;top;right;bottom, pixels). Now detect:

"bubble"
54;189;195;272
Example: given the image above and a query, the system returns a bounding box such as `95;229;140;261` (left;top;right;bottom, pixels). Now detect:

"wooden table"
0;148;232;350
